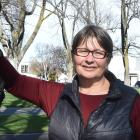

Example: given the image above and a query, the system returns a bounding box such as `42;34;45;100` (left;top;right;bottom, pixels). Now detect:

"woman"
0;25;140;140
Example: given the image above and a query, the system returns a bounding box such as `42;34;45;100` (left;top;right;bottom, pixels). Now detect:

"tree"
0;2;1;11
70;0;118;29
0;0;58;68
121;0;140;85
30;43;67;79
49;46;67;71
30;58;45;77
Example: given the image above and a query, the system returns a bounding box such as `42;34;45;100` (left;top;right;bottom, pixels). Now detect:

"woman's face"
72;37;109;81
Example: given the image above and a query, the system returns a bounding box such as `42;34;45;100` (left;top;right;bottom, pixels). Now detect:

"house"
18;62;38;78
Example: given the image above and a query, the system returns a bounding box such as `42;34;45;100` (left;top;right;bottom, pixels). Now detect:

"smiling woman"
0;24;140;140
71;26;113;92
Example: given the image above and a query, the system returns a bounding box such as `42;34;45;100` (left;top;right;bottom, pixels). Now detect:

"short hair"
72;24;113;59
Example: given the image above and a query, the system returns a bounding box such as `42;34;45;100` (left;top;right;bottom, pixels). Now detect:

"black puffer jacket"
49;71;138;140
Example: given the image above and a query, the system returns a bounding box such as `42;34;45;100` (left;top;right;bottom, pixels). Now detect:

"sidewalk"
0;107;45;115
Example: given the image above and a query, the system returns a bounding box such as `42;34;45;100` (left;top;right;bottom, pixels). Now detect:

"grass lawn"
0;92;49;134
2;92;36;107
0;114;49;134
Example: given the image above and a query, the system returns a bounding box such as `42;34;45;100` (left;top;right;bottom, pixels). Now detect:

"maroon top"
0;57;140;139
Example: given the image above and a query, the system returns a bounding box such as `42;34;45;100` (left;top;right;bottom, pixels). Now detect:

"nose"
85;52;94;63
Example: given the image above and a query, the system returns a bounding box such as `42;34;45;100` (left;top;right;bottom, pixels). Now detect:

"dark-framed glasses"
72;48;109;59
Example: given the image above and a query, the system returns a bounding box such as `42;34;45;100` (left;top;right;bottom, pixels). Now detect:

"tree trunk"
121;0;130;86
123;50;130;85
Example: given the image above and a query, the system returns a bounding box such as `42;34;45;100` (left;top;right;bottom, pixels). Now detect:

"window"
21;65;28;73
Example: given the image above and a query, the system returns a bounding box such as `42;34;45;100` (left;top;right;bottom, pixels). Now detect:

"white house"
18;61;38;78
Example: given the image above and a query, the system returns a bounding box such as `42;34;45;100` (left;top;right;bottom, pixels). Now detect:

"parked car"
135;81;140;88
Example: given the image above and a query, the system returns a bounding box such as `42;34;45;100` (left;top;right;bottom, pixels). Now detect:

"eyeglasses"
72;48;109;59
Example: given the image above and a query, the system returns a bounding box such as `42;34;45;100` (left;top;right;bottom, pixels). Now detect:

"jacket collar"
104;71;122;100
62;71;122;107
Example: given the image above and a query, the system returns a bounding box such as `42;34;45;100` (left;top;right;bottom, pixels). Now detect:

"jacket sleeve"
0;55;64;115
0;55;42;105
